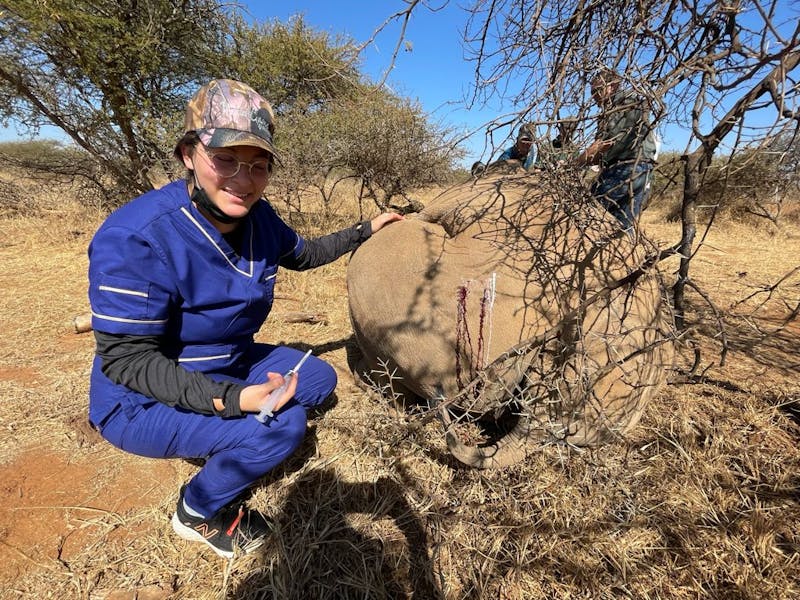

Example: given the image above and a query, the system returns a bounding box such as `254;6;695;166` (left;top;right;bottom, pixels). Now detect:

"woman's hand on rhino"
371;212;404;233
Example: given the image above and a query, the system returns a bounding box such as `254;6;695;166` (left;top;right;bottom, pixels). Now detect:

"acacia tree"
0;0;229;195
223;16;462;214
386;0;800;367
220;14;362;117
0;2;365;197
0;3;462;209
698;132;800;225
267;86;462;217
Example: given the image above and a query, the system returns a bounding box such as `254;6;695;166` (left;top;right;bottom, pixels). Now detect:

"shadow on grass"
688;297;800;376
236;465;443;599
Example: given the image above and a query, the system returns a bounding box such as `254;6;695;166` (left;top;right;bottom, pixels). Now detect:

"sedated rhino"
347;166;674;468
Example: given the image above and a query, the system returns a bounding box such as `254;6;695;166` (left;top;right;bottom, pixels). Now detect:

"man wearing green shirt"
577;70;659;230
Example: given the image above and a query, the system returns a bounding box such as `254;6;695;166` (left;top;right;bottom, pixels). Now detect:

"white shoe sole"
171;512;267;559
171;512;234;559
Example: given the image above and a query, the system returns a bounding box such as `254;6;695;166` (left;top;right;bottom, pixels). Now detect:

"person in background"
497;123;538;170
576;69;659;230
87;79;402;559
535;117;578;168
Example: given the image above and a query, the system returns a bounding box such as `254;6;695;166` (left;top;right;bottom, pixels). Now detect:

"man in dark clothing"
577;70;659;230
496;123;537;170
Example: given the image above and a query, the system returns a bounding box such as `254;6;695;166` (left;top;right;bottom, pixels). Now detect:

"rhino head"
347;167;674;468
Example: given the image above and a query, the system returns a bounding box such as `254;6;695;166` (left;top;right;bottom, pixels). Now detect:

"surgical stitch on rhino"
347;165;675;469
455;274;498;388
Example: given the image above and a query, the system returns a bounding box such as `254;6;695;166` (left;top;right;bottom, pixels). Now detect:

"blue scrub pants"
98;344;336;517
591;161;653;230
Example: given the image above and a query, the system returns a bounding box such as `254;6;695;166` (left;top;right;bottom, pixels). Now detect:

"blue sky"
257;1;522;162
0;1;502;164
249;2;800;160
3;1;798;164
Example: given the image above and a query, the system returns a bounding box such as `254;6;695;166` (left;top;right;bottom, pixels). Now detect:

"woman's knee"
298;359;337;407
252;403;308;460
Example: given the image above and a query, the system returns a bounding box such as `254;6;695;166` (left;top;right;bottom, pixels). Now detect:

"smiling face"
182;142;273;231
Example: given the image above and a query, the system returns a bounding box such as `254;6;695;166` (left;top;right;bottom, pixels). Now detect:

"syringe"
255;349;313;423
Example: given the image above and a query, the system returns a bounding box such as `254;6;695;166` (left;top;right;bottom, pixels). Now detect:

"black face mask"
190;174;242;225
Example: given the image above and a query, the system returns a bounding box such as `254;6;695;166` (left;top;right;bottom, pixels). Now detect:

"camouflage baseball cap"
185;79;281;162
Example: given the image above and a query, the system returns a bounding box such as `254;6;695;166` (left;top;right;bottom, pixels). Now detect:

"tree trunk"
673;152;701;331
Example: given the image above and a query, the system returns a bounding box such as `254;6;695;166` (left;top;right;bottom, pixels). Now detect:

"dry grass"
0;178;798;599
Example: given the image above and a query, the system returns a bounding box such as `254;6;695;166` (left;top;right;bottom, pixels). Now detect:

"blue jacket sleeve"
498;146;515;161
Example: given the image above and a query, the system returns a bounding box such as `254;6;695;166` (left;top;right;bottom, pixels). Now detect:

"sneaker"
171;488;273;559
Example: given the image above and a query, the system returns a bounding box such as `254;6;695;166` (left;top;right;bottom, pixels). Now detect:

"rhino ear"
445;416;533;469
440;399;535;470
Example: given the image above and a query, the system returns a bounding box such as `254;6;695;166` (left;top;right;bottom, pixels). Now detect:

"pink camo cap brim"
186;79;282;163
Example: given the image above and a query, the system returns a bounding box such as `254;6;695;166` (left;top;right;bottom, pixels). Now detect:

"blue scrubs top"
88;180;305;426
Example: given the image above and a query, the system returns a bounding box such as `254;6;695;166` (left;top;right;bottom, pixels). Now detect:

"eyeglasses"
197;144;272;180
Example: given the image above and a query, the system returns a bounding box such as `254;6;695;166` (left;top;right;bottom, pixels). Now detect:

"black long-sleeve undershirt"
94;220;373;417
94;331;246;417
280;220;371;269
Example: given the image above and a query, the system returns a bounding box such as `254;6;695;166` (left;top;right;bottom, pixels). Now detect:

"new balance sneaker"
171;489;274;559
